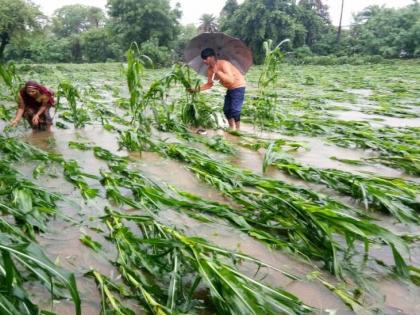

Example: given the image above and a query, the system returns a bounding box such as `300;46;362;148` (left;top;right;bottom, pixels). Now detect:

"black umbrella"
184;32;253;76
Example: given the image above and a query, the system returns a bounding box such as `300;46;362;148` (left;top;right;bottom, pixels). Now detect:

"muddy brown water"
239;122;420;183
330;110;420;128
2;117;420;314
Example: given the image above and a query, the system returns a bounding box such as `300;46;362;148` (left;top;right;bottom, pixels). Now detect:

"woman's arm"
10;95;25;127
32;95;50;126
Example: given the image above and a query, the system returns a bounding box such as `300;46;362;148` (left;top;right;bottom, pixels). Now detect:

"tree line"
0;0;419;65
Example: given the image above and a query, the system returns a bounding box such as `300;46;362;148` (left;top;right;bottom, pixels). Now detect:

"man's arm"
198;80;214;91
189;69;214;93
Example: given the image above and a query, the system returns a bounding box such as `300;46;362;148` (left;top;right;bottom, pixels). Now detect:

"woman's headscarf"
20;80;55;106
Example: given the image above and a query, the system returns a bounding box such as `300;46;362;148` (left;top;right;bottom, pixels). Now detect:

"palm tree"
198;14;218;33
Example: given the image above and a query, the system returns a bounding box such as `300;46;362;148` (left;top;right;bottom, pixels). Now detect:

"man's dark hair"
201;48;216;60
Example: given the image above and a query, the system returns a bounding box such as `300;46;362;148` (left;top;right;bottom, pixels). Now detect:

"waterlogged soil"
330;110;420;128
13;124;419;315
8;127;351;314
1;61;420;314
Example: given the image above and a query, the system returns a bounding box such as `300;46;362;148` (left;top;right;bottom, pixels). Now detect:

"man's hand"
32;115;40;126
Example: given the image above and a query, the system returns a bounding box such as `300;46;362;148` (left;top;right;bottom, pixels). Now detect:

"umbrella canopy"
184;32;253;77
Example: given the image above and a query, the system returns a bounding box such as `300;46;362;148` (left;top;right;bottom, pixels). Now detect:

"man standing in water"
191;48;246;130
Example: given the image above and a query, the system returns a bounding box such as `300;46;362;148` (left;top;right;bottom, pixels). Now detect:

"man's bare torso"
207;60;245;90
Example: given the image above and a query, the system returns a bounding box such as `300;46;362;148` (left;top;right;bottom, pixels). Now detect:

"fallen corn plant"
0;217;81;315
263;143;420;223
178;132;236;154
62;159;99;199
87;270;138;315
0;163;81;314
0;151;83;313
0;160;63;237
89;146;365;311
94;146;286;248
0;135;99;199
160;142;412;278
92;142;413;300
231;131;307;152
92;125;413;281
248;114;420;175
97;208;312;314
198;134;236;154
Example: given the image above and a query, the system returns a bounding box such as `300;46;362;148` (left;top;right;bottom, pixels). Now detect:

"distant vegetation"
0;0;419;64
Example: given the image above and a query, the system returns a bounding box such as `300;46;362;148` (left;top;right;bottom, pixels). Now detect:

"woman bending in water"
10;80;55;131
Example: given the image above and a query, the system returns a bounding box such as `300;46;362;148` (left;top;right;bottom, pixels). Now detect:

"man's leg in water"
225;88;245;130
230;88;245;130
228;118;235;129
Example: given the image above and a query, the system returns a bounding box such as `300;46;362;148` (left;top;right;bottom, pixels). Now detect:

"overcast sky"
33;0;415;27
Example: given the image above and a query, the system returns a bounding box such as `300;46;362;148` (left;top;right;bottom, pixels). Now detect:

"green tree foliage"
219;0;239;28
49;5;106;62
220;0;310;63
298;0;330;21
221;0;419;61
107;0;181;49
296;1;333;48
51;5;105;37
82;27;121;62
173;24;198;61
350;3;420;57
140;37;172;67
5;35;73;63
70;34;82;62
0;0;43;60
2;0;419;64
221;0;240;17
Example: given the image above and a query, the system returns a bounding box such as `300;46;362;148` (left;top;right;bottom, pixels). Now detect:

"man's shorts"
224;87;245;122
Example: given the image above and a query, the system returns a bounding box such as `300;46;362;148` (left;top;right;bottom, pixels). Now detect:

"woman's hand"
32;115;40;126
10;119;19;127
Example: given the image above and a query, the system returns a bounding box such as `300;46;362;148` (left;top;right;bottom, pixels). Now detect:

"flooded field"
0;60;419;314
